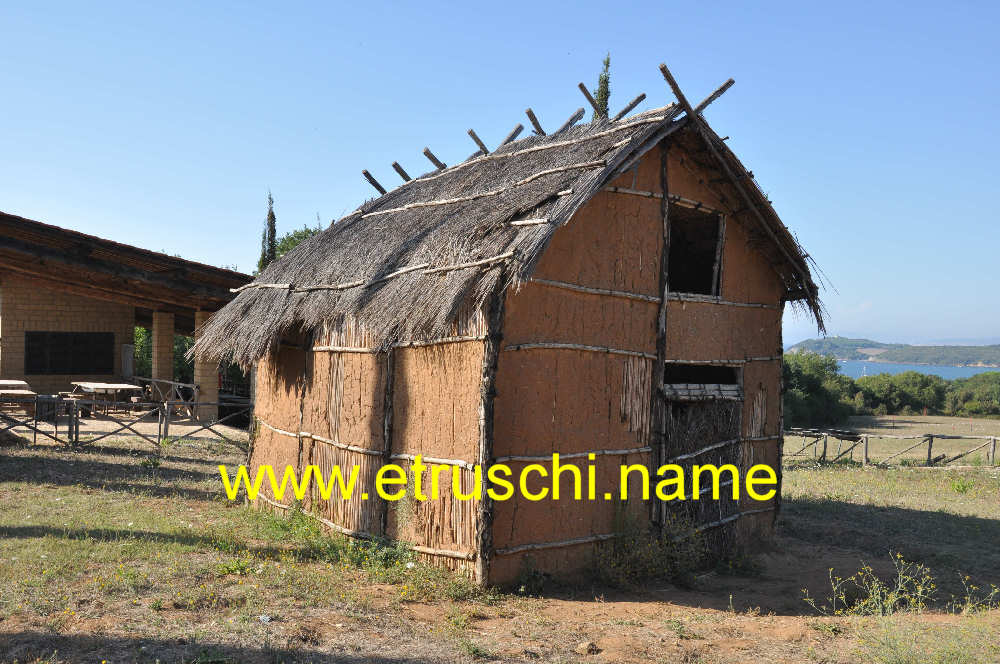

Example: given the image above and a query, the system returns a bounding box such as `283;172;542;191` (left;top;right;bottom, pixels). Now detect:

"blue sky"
2;1;997;346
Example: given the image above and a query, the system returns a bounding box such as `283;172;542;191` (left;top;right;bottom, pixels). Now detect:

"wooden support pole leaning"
467;129;489;155
500;123;524;146
577;82;600;115
612;93;647;122
555;108;585;134
422;147;447;170
391;161;411;182
362;170;387;195
525;108;545;135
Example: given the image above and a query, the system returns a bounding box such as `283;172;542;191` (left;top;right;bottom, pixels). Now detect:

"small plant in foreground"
802;552;935;616
948;573;1000;614
593;512;704;589
951;477;975;494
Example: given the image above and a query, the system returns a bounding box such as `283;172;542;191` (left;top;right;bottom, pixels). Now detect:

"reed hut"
194;64;823;585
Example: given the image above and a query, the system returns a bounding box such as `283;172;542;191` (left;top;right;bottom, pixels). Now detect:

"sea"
838;360;1000;380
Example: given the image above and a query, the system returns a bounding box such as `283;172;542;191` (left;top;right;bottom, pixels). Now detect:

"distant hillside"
788;336;1000;367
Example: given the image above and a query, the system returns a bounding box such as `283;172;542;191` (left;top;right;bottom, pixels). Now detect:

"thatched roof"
195;80;822;369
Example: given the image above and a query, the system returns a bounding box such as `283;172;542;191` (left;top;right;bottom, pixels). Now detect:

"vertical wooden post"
380;350;395;537
475;291;505;585
989;436;996;466
820;435;828;462
862;435;869;466
163;404;171;441
649;140;672;527
926;435;934;466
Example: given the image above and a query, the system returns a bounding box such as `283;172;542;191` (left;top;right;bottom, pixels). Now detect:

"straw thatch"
194;98;822;369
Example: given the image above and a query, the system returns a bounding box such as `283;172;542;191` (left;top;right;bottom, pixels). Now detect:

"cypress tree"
592;53;611;120
257;191;278;272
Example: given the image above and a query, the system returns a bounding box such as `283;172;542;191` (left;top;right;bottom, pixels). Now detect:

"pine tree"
257;191;278;273
592;53;611;120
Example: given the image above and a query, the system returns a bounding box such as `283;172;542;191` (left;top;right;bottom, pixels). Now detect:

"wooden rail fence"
0;396;250;449
783;427;998;467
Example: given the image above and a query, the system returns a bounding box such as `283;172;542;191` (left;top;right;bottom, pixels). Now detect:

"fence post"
32;396;38;445
163;403;171;442
73;401;80;446
863;435;869;466
926;435;934;466
990;436;997;466
821;435;828;462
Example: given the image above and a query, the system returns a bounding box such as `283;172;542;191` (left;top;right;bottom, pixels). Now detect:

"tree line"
783;351;1000;427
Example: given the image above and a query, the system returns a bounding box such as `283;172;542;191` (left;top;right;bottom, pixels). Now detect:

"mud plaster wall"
490;139;789;583
491;173;662;584
250;336;485;564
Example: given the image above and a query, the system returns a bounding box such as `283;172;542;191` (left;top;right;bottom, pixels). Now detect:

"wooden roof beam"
362;169;387;195
422;147;447;170
555;108;585;135
391;161;411;182
525;108;545;136
611;93;646;121
467;129;489;155
657;63;817;307
577;83;600;115
500;123;524;146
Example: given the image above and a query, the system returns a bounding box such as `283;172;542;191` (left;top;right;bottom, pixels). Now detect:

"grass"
0;424;998;663
781;463;1000;594
856;614;1000;663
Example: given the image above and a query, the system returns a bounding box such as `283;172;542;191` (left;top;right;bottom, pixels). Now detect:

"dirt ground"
1;423;998;663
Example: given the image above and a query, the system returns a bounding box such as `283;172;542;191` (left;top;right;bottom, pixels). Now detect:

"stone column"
193;310;218;423
151;311;174;383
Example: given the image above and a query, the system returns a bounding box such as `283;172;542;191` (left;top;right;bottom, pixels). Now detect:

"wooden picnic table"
0;389;37;416
0;380;30;390
70;382;144;415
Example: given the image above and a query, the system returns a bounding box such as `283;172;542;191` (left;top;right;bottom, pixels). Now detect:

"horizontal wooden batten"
495;446;652;463
527;278;661;303
503;342;656;361
360;161;607;219
666;434;780;463
664;356;782;365
311;334;486;354
667;293;780;310
604;186;722;215
233;253;514;294
257;419;383;457
390;452;477;471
